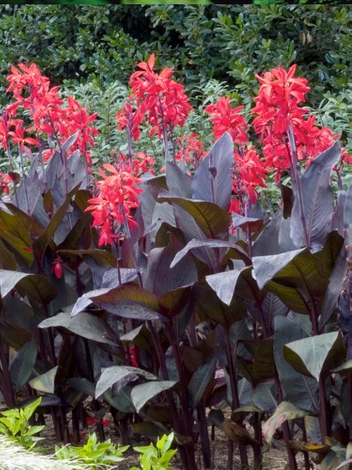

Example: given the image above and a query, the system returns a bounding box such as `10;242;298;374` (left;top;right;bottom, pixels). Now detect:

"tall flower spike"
85;164;143;247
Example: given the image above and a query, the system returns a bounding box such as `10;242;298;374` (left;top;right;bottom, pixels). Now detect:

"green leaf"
263;401;308;443
29;367;58;393
284;331;346;381
22;397;42;421
188;355;216;408
131;381;177;413
10;339;37;391
95;366;157;398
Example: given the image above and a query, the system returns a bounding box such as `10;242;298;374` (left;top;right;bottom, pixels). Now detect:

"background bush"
0;4;351;156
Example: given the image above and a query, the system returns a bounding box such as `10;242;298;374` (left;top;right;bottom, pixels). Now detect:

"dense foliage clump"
0;51;351;470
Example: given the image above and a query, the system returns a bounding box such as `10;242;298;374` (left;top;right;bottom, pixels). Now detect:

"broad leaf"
166;162;192;198
158;190;231;239
193;281;246;327
263;401;307;443
33;184;80;262
39;311;118;346
284;331;346;381
0;209;34;266
29;366;58;394
252;248;328;314
250;380;277;414
192;132;234;210
120;324;152;351
274;316;319;413
95;366;157;398
99;301;163;321
10;339;37;391
290;141;341;250
188;355;216;408
88;285;159;311
131;381;177;413
319;245;347;329
171;238;250;270
58;249;116;267
231;213;263;233
0;269;57;304
144;233;197;296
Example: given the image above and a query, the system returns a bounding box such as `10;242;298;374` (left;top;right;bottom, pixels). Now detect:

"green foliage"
55;433;129;467
0;397;44;451
131;433;177;470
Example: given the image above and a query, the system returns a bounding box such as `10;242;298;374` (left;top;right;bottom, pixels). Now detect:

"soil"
38;407;318;470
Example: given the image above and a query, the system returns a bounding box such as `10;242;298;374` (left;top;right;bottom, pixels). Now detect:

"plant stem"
0;341;15;408
224;327;249;468
83;339;105;442
18;145;30;215
197;400;212;469
275;374;298;469
347;234;352;441
301;419;311;470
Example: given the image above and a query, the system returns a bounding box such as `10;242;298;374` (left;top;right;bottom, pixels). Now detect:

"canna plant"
0;55;351;470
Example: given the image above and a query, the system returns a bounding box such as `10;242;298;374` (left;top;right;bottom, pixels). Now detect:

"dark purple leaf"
192;132;234;210
157;190;231;239
290;141;341;250
166;162;192;198
170;238;249;270
231;213;263;233
98;300;163;321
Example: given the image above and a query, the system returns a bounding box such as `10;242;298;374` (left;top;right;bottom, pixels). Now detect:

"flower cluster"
5;63;98;165
0;172;11;196
205;97;248;145
85;163;143;246
251;64;350;179
128;54;192;138
206;95;267;212
175;133;205;169
116;102;144;143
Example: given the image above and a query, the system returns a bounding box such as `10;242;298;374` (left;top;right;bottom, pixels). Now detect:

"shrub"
0;55;351;470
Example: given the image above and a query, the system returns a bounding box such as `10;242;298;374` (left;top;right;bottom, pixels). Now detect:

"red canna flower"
129;54;192;139
175;133;205;169
231;148;268;213
6;62;99;166
132;151;155;176
205;97;248;145
86;164;143;246
0;172;11;196
252;64;348;178
117;102;144;142
8;123;38;151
